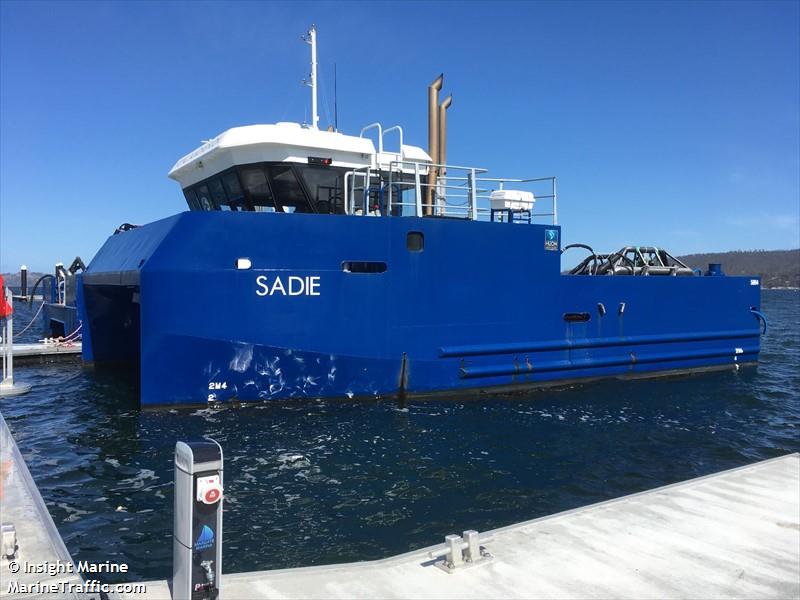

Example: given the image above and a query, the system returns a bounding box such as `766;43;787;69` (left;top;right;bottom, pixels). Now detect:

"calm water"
2;290;798;583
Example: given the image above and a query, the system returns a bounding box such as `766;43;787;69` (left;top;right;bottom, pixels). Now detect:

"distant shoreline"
677;249;799;289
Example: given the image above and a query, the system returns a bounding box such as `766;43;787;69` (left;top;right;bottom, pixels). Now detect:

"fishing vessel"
77;26;765;407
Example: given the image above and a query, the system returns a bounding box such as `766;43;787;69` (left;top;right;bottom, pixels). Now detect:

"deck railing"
343;161;557;225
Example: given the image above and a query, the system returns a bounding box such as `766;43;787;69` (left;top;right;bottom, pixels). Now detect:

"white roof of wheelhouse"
168;122;431;188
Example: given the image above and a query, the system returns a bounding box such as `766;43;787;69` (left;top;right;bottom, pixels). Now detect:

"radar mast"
302;24;319;130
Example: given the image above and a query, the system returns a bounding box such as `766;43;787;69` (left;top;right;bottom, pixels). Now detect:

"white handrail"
553;176;558;225
345;168;386;215
382;125;403;155
414;163;422;216
359;122;383;154
469;169;478;220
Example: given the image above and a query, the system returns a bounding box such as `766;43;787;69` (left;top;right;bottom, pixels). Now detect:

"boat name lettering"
256;275;321;297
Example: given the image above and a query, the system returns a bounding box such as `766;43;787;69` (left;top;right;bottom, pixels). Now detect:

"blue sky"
1;0;798;272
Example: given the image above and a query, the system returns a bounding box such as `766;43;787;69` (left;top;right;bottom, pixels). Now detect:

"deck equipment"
173;440;223;600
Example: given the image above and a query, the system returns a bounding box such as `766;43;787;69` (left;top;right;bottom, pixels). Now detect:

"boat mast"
303;24;319;130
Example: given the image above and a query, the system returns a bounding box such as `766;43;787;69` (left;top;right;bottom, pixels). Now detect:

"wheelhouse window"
240;167;275;212
195;185;213;210
183;188;199;210
222;172;246;210
183;162;346;214
299;166;344;214
208;177;229;210
270;166;312;213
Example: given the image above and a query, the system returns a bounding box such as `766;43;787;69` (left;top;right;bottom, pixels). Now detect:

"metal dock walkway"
0;413;89;599
12;342;81;362
122;453;799;599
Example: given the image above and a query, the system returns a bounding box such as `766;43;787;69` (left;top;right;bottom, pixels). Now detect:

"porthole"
342;261;387;274
407;231;424;252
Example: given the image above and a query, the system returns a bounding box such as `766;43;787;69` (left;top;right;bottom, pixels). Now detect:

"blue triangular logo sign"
195;525;214;550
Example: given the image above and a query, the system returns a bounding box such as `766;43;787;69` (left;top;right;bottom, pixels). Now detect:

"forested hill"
677;249;799;289
2;271;46;288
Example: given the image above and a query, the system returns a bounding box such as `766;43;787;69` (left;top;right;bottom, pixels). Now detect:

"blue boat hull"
78;212;762;406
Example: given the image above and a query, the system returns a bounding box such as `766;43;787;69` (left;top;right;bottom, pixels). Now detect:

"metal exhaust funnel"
437;94;453;213
426;74;443;216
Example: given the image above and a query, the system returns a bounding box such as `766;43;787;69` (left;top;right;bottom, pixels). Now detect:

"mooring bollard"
428;529;493;573
19;266;27;300
54;262;65;304
173;440;223;600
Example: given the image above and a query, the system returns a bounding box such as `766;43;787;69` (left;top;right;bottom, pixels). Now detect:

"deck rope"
40;322;83;346
12;301;45;339
59;322;83;344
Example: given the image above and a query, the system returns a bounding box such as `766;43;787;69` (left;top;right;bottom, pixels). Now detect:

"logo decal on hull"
195;525;214;551
545;229;559;251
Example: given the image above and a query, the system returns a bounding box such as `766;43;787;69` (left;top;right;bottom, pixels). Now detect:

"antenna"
334;63;338;131
301;24;319;130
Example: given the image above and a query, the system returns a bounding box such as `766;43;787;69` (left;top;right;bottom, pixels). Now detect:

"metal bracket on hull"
750;308;768;335
398;352;409;398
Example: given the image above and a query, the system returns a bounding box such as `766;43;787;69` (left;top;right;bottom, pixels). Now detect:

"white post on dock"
0;288;32;397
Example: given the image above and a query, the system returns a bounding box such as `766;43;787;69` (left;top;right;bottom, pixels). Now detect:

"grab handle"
750;308;768;335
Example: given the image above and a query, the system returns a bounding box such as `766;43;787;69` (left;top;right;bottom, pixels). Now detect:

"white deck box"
489;190;535;211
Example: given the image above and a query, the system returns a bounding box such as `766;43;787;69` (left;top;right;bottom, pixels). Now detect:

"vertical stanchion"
387;166;393;215
469;169;478;221
414;163;423;217
0;288;32;397
552;176;558;225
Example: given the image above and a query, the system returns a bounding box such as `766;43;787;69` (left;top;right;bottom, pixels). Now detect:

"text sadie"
256;275;321;297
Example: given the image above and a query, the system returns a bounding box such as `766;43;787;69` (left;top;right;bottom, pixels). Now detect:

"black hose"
28;274;54;307
562;243;595;255
563;243;598;275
